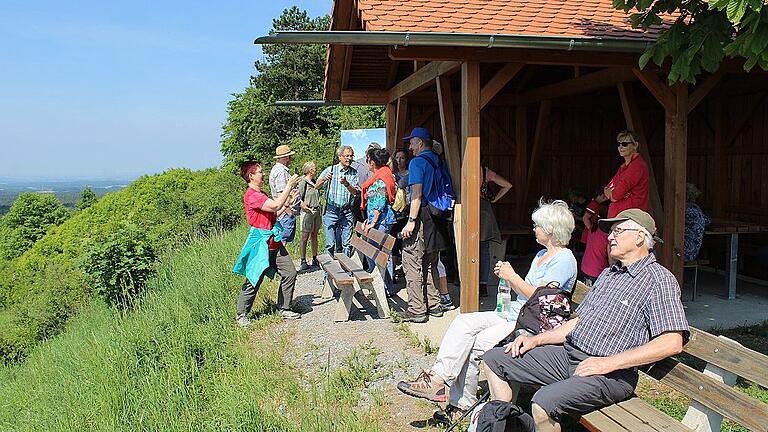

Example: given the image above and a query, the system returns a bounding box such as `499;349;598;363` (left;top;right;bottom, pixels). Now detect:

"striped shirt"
319;164;359;208
567;253;689;357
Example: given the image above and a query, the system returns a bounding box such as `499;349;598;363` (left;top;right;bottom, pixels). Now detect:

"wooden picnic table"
705;219;768;300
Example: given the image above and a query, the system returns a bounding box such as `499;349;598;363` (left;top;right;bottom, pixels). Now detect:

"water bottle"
496;279;512;319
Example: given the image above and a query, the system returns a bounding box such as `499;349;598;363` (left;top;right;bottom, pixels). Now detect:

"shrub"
80;222;157;308
0;193;69;260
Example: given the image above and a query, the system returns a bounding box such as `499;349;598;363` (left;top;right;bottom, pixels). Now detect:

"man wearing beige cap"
481;209;688;432
270;144;299;243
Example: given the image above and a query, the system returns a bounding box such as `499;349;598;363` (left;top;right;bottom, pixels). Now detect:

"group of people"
231;127;692;432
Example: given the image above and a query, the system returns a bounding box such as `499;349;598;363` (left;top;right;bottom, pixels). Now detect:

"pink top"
581;228;609;278
244;188;282;250
482;166;497;183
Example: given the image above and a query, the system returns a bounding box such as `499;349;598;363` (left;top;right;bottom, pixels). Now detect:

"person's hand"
339;176;349;186
325;171;333;181
504;335;538;357
402;221;415;239
494;261;517;281
287;174;301;188
361;221;371;234
575;357;617;377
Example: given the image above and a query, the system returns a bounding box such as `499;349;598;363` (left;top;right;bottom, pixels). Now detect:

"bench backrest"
350;222;395;269
572;281;768;431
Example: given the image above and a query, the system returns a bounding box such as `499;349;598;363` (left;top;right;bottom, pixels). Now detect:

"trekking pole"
445;391;490;432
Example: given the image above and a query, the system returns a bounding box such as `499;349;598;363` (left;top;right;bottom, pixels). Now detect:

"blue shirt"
319;164;360;207
509;248;578;318
408;150;439;201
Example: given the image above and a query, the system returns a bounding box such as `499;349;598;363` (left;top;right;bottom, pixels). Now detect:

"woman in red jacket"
604;130;650;218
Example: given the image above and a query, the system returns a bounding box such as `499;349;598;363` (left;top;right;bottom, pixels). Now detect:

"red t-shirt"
244;188;282;250
582;228;609;278
580;200;601;244
605;153;649;218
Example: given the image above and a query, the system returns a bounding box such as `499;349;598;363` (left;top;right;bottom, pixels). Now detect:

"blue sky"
0;0;331;180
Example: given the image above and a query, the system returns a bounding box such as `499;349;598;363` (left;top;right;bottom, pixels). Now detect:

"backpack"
416;154;456;218
513;282;573;336
392;187;407;213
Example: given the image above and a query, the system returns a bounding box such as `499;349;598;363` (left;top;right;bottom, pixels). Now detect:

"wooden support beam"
515;68;635;106
395;98;409;147
388;61;462;102
480;63;524;109
483;111;515;150
386;60;400;89
412;107;438;129
414;60;426;71
436;75;461;195
340;90;388;105
724;92;767;147
662;84;688;284
617;82;664;228
386;102;397;153
460;62;481;313
712;101;726;218
633;68;676;112
341;46;354;90
389;46;645;68
522;100;552;209
687;69;725;114
515;106;528;221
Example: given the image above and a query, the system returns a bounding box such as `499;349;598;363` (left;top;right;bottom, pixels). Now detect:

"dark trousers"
237;246;297;315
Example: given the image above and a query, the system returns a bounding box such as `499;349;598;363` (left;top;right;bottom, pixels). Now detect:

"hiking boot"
433;405;469;426
397;370;447;402
428;308;444;317
440;295;456;311
399;311;428;323
311;257;320;268
235;314;252;327
279;309;301;320
299;260;310;272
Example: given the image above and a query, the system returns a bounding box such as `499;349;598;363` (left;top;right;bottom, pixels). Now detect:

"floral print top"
366;179;396;228
684;203;710;262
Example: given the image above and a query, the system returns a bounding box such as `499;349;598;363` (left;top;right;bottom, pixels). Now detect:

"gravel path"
279;265;445;431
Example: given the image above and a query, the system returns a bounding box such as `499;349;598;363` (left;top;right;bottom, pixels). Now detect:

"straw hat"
273;144;296;159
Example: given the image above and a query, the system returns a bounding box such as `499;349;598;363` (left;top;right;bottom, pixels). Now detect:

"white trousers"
430;311;516;409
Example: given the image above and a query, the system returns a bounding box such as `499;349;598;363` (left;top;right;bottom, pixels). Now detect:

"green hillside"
0;168;244;364
0;226;383;431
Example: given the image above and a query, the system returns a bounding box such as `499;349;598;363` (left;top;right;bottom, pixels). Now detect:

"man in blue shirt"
316;145;360;256
399;127;444;323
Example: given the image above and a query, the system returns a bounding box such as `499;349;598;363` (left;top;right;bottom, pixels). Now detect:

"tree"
75;187;98;211
615;0;768;83
0;193;69;260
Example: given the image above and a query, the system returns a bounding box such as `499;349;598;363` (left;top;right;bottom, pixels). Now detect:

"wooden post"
386;102;397;153
617;82;664;226
395;98;409;146
460;62;481;312
712;100;726;218
662;84;688;284
515;106;528;222
522;100;551;209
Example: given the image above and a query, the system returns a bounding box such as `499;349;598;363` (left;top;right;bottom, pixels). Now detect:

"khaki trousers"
402;219;441;315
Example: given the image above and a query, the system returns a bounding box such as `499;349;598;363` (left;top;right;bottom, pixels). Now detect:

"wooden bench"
570;281;768;432
318;222;393;321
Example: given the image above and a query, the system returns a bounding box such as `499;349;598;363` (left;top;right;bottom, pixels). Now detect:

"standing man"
316;145;360;257
400;127;444;323
270;144;299;244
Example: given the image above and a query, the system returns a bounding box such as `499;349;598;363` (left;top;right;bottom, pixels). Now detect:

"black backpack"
498;282;573;346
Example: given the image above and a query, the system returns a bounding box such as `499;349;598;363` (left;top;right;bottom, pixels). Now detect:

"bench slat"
684;327;768;389
616;398;693;432
317;254;354;286
599;402;658;432
572;280;591;305
350;235;389;269
579;408;629;432
645;358;768;432
355;221;396;251
334;253;373;283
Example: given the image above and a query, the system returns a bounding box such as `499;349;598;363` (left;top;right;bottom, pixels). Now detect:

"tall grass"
0;225;382;431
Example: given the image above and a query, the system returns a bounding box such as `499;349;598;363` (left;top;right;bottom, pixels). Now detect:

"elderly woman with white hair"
397;199;578;422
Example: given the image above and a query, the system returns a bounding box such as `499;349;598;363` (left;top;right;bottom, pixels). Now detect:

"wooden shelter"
258;0;768;312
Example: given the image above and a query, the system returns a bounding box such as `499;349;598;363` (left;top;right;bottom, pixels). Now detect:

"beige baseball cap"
598;208;663;243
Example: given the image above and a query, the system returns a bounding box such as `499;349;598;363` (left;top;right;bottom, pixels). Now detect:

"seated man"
482;209;689;432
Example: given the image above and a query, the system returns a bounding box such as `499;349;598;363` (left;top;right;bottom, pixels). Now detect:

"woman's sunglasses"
617;141;635;147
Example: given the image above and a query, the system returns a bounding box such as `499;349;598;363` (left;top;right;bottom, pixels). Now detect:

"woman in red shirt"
604;130;650;218
235;161;301;326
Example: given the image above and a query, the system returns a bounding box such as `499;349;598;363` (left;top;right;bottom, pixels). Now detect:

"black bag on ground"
475;400;535;432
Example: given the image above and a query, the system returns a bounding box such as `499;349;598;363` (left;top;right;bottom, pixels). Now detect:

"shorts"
301;210;322;233
483;343;637;422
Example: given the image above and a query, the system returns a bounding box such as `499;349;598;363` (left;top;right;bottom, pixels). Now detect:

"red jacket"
605;153;649;218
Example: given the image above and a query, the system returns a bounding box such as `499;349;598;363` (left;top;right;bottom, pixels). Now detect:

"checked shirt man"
316;145;360;257
482;209;689;432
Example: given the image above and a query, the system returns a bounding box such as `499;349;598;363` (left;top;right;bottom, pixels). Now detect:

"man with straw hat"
270;144;299;244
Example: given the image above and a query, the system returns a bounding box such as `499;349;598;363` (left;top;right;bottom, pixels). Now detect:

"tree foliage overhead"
221;7;385;172
615;0;768;83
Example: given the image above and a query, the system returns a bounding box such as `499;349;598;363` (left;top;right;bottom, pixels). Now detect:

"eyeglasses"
617;141;635;147
341;154;354;159
610;226;642;236
532;223;539;230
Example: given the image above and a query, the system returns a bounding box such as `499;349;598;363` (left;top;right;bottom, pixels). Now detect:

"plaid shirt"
567;253;689;357
319;164;359;207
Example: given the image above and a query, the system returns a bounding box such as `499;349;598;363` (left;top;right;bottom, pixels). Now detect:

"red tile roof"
356;0;668;42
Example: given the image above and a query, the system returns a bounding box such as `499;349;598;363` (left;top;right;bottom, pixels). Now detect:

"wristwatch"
408;216;417;222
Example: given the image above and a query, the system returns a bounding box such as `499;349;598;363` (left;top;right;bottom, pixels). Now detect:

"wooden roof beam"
632;68;675;111
388;61;462;102
687;69;725;114
480;63;524;109
513;68;635;105
340;90;388;105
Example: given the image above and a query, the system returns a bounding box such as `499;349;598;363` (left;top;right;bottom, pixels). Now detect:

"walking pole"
444;391;490;432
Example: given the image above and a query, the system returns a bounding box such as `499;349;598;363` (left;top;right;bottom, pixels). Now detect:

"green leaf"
639;49;654;69
727;0;749;24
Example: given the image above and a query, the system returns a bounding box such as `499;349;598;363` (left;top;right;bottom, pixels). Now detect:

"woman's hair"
302;160;316;175
531;199;576;246
239;161;261;182
616;130;638;144
686;182;702;202
367;148;390;168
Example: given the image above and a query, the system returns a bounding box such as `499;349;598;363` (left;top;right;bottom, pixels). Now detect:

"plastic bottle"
496;279;512;319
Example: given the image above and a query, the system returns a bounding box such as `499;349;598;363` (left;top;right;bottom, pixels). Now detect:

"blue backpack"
417;154;456;219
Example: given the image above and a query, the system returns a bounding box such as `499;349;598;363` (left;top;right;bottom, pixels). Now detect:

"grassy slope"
0;225;382;431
